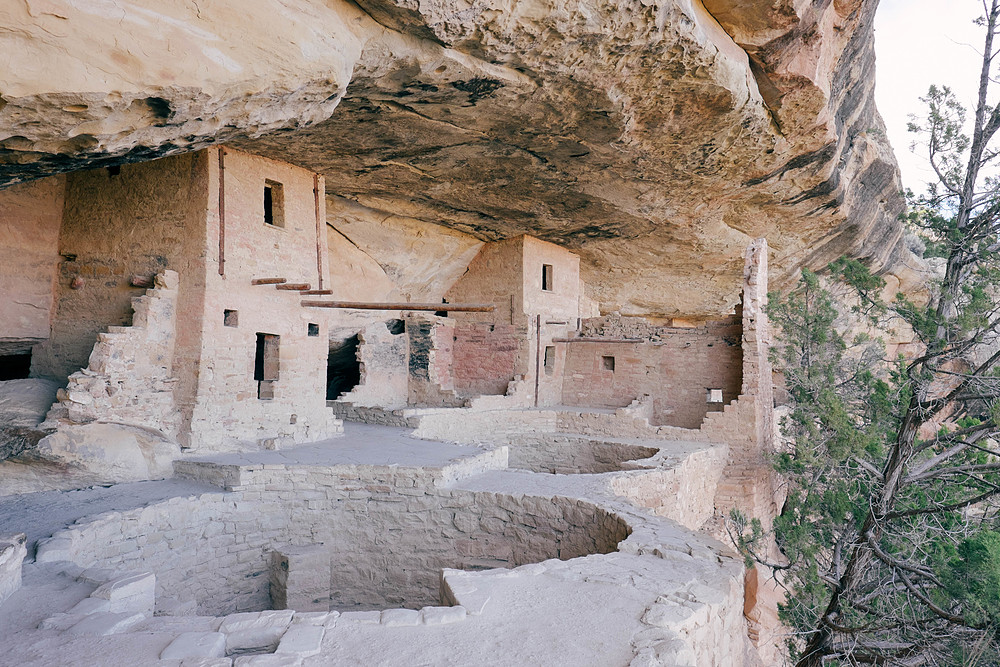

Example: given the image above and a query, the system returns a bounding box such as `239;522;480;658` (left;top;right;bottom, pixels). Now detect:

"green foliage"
941;531;1000;628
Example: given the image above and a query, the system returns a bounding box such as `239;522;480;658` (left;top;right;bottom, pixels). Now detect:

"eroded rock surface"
0;0;903;316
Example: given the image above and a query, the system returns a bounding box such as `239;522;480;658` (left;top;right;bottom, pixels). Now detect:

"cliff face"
0;0;902;316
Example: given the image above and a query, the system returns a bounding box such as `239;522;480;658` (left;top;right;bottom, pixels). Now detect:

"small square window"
307;323;319;337
264;180;285;227
707;388;724;403
544;346;555;375
542;264;554;291
602;355;615;371
224;309;239;327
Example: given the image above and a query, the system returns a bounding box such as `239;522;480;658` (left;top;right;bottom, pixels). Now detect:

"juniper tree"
737;3;1000;664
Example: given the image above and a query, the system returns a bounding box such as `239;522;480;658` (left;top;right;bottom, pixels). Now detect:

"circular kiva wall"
505;435;659;474
57;474;630;615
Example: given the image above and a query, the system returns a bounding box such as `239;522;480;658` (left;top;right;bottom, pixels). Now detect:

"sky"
874;0;986;191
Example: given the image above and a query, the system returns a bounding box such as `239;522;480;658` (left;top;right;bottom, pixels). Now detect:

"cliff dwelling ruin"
0;0;910;665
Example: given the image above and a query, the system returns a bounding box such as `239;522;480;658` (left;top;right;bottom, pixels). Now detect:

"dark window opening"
542;264;554;292
224;309;239;327
327;335;361;400
264;180;285;227
0;352;31;381
308;323;320;337
107;165;121;177
254;333;280;400
602;355;615;372
544;346;555;375
386;319;405;335
435;298;448;318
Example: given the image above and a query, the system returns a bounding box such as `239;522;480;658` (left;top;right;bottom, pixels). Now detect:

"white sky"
874;0;986;191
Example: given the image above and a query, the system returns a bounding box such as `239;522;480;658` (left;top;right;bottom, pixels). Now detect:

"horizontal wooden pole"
301;289;333;295
276;283;311;290
302;301;495;312
251;278;286;285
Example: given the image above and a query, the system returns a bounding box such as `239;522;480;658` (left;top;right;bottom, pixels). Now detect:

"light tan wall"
31;154;208;382
186;148;338;450
445;236;525;327
0;176;64;355
521;237;581;406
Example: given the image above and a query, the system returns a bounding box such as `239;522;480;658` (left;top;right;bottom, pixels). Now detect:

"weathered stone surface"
35;423;179;483
0;0;903;316
0;533;26;607
91;572;156;616
0;378;58;460
160;632;228;660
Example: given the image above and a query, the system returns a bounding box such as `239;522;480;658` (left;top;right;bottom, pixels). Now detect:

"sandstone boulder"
35;423;179;482
0;378;59;460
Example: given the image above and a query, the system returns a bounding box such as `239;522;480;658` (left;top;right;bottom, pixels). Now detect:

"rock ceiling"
0;0;903;317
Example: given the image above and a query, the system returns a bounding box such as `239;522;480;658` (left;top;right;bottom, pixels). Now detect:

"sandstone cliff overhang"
0;0;903;317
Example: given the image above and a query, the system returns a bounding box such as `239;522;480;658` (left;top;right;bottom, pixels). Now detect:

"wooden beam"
301;289;333;295
252;278;286;285
301;301;495;312
276;283;311;291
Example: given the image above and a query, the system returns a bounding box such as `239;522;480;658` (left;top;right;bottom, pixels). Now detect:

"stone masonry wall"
31;154;208;383
42;271;181;437
451;323;520;398
561;319;742;429
185;148;339;450
337;322;409;409
42;465;629;616
0;176;63;355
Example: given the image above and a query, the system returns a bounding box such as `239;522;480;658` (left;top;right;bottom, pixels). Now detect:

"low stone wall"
607;444;729;532
36;464;629;616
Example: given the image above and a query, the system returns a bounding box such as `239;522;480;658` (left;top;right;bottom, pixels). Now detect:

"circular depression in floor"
60;482;631;616
505;435;659;474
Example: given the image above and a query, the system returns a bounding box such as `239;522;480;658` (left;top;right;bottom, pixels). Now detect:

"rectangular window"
544;345;555;375
707;388;724;403
542;264;554;291
264;180;285;227
602;355;615;372
224;309;239;327
254;333;280;399
307;323;319;337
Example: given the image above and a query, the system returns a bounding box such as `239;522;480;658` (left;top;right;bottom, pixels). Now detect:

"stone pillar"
741;238;774;455
270;545;330;612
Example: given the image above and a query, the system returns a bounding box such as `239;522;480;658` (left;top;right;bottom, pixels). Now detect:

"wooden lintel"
252;278;286;285
301;301;495;312
301;289;333;295
277;283;311;291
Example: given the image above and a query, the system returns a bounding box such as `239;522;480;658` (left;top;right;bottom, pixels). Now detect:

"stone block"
66;611;146;635
91;571;155;615
420;605;467;625
275;624;324;657
380;608;419;627
160;632;228;660
68;597;111;615
34;536;73;563
221;610;293;653
269;544;329;612
233;656;302;667
0;533;26;607
337;610;380;624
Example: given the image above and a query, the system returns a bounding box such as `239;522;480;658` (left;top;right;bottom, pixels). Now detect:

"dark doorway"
0;352;31;381
327;335;361;400
254;333;280;400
